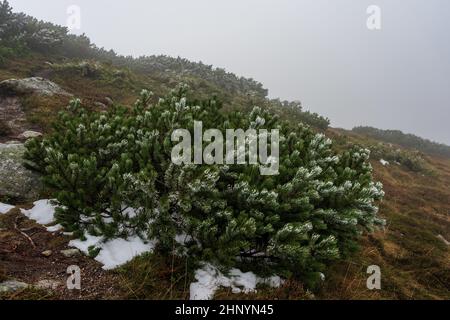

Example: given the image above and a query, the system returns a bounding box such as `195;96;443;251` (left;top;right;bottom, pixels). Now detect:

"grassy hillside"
0;0;329;131
353;126;450;158
322;129;450;299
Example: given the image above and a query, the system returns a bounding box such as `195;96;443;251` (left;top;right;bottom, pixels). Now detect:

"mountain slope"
0;1;449;300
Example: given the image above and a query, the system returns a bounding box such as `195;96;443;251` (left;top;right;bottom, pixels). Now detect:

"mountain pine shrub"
353;126;450;158
25;85;384;285
369;142;432;173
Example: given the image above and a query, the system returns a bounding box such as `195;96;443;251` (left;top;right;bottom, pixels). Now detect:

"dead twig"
14;216;36;248
19;226;40;233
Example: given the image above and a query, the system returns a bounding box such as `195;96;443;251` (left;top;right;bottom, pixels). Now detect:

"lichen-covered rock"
0;143;42;202
19;131;43;140
0;77;72;97
0;280;29;293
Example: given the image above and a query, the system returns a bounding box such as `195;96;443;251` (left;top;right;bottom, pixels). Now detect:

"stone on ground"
0;280;29;293
0;143;42;202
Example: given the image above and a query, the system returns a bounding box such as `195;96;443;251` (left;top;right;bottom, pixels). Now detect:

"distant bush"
353;126;450;158
368;142;432;173
1;0;334;131
268;99;330;130
51;61;103;78
0;0;267;99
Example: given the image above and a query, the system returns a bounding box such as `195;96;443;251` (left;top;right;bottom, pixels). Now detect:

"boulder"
0;143;42;202
0;77;72;97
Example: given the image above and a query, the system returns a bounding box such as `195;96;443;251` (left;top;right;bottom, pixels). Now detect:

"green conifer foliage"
25;85;384;284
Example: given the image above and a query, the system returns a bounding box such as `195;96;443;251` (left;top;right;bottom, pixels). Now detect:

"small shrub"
369;143;432;173
25;86;384;286
51;61;103;79
267;99;330;130
353;126;450;158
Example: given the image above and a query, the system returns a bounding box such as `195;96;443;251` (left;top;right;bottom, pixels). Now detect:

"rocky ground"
0;207;123;300
0;77;123;300
0;77;70;143
0;77;68;202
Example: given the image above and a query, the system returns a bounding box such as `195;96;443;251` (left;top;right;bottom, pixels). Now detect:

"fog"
7;0;450;144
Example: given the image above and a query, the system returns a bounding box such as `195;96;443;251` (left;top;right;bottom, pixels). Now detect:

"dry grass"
115;253;194;300
315;133;450;300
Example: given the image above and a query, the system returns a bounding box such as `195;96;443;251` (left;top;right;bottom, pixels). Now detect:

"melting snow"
20;199;57;225
19;200;62;232
14;199;282;290
46;224;63;232
69;234;156;270
17;199;155;270
0;202;15;214
190;263;283;300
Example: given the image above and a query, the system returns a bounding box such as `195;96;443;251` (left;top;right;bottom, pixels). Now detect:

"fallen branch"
19;226;40;232
14;216;36;249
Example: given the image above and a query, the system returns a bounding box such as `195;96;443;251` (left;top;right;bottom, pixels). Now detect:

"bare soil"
0;208;124;300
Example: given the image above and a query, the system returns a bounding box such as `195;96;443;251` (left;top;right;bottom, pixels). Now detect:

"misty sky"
7;0;450;144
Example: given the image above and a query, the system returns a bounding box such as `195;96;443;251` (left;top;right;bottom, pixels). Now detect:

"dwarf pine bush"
25;85;384;285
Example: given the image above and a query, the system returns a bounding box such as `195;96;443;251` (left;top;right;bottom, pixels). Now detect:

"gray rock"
0;143;42;202
60;248;81;258
35;279;61;290
19;131;43;140
0;77;72;97
0;280;29;293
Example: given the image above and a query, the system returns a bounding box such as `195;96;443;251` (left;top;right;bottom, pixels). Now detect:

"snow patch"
69;234;156;270
20;199;57;225
17;199;155;270
0;202;15;214
46;224;63;232
190;263;283;300
379;159;389;166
